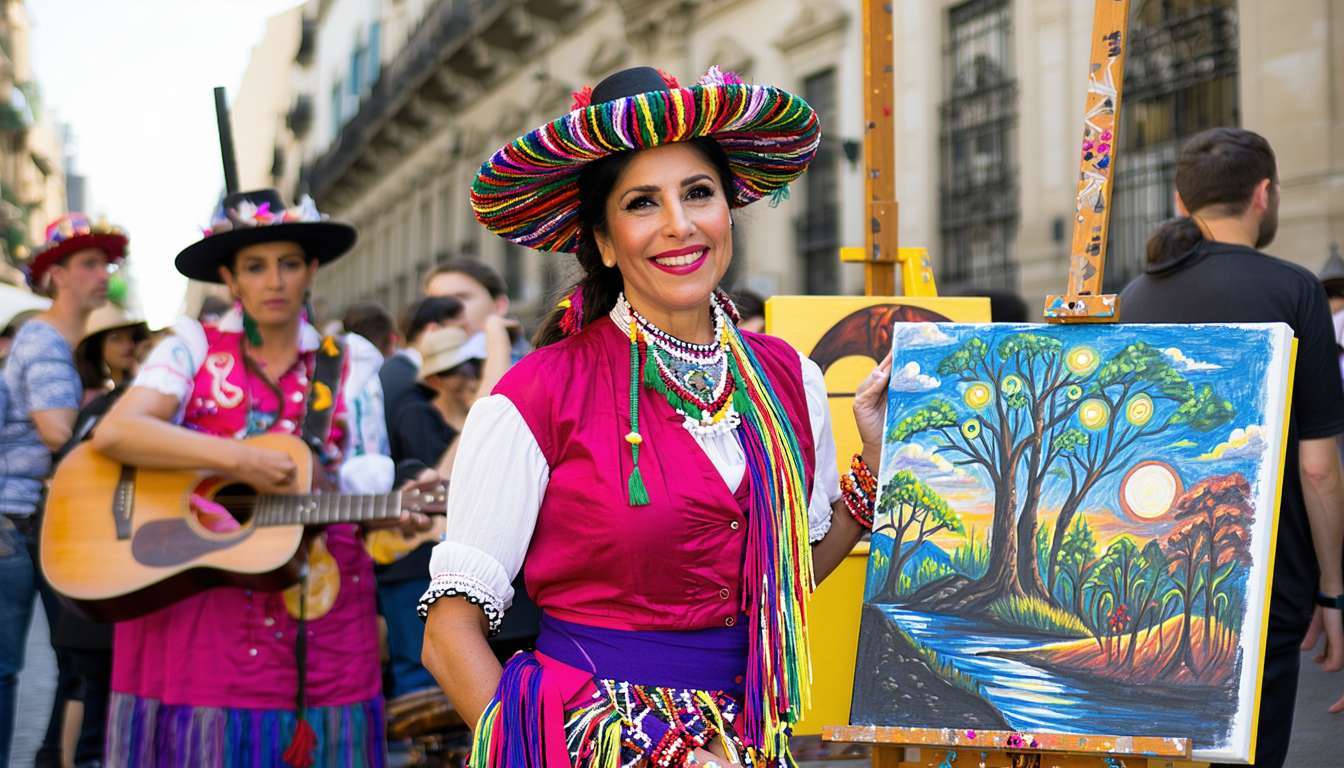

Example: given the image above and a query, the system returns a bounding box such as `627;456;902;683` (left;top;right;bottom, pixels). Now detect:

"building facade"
256;0;1344;325
0;0;67;288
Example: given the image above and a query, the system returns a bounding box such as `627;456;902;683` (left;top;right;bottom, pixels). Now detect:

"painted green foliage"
874;471;964;600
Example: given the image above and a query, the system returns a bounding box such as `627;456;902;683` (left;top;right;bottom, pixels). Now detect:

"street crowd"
0;62;1341;768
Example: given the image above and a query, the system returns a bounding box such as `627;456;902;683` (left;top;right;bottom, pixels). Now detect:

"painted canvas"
850;322;1296;764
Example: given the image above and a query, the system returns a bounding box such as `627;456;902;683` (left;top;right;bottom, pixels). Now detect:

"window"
938;0;1018;291
795;69;839;295
352;43;362;96
1104;0;1238;290
330;81;343;140
368;21;382;86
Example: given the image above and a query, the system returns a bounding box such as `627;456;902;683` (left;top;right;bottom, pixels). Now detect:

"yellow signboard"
766;295;991;736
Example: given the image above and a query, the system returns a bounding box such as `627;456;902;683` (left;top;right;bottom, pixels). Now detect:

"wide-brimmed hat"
26;214;127;289
174;189;357;283
418;327;488;380
75;304;149;360
471;65;820;253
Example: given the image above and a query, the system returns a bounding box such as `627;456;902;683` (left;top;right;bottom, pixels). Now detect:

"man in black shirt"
1120;128;1344;768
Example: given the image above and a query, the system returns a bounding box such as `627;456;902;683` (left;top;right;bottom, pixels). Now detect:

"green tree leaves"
888;400;959;442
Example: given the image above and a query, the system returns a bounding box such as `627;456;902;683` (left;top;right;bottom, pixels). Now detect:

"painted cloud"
888;361;940;393
887;443;978;487
1164;347;1223;372
1198;425;1267;462
892;322;956;348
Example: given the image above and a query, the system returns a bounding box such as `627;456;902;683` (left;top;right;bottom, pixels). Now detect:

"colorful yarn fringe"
105;692;387;768
719;320;813;762
470;654;755;768
471;66;821;253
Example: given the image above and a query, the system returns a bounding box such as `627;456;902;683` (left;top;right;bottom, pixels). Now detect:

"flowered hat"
26;213;127;289
471;65;821;253
174;188;357;283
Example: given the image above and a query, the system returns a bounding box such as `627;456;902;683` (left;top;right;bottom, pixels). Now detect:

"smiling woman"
419;65;895;768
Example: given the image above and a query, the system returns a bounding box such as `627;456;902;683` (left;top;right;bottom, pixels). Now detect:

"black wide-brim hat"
175;189;357;283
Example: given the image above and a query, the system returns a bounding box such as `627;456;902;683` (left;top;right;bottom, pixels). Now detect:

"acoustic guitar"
41;433;445;623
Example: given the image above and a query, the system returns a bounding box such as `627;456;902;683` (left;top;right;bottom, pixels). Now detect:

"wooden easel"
823;1;1203;766
838;0;938;298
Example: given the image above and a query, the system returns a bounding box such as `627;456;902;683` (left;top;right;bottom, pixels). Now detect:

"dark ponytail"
1145;216;1204;266
532;136;739;348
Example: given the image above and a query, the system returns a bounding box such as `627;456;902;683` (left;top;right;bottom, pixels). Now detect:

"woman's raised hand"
853;349;894;465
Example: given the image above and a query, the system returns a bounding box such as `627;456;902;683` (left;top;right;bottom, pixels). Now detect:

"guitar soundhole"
212;484;259;526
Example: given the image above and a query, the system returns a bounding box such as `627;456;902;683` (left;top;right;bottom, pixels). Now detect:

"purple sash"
535;612;748;695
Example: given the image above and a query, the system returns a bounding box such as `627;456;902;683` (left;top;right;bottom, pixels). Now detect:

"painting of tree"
873;471;964;600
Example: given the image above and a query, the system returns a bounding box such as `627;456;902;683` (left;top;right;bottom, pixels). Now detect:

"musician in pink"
94;190;423;768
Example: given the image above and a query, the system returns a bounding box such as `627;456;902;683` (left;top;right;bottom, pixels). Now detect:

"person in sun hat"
92;189;428;768
75;304;150;399
419;65;894;767
2;212;124;768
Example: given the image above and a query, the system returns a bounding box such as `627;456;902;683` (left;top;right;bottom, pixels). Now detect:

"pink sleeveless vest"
494;319;815;632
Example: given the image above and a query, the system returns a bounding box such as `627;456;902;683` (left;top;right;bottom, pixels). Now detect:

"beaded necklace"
612;293;746;438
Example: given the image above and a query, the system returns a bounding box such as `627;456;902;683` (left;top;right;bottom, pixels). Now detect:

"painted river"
883;607;1237;744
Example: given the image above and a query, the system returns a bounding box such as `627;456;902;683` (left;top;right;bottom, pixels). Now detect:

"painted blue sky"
878;322;1291;544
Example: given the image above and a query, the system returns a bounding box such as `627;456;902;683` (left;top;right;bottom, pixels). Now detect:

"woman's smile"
649;245;709;273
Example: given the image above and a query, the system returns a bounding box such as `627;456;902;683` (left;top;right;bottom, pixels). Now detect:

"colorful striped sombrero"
471;65;821;253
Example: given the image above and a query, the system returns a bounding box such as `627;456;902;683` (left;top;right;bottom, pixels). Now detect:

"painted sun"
1120;461;1184;521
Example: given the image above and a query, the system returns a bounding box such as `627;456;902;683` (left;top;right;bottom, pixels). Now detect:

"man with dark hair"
341;302;399;460
425;258;508;335
1121;127;1344;768
382;296;465;449
425;257;527;366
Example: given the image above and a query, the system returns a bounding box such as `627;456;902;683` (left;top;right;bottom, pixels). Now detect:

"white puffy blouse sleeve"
131;316;209;424
801;352;842;542
418;394;549;634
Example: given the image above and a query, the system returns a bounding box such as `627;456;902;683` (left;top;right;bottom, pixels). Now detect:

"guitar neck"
254;492;403;527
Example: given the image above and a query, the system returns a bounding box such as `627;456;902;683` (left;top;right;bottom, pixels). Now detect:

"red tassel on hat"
282;718;317;768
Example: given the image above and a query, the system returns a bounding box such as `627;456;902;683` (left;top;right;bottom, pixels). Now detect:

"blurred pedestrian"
341;301;398;460
1121;128;1344;768
93;190;426;768
381;296;464;455
425;259;528;364
1;214;124;768
731;289;766;333
377;326;486;700
197;294;231;324
46;305;148;768
75;304;150;405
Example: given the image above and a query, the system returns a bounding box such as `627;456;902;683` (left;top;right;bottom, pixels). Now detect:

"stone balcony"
304;0;585;209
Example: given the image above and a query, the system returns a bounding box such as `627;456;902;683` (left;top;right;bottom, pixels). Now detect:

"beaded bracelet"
840;453;877;529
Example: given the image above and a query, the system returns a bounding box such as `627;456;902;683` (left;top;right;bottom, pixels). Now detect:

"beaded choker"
612;293;746;438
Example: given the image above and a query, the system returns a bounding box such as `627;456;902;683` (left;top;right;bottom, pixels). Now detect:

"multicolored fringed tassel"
559;286;585;337
721;319;813;762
